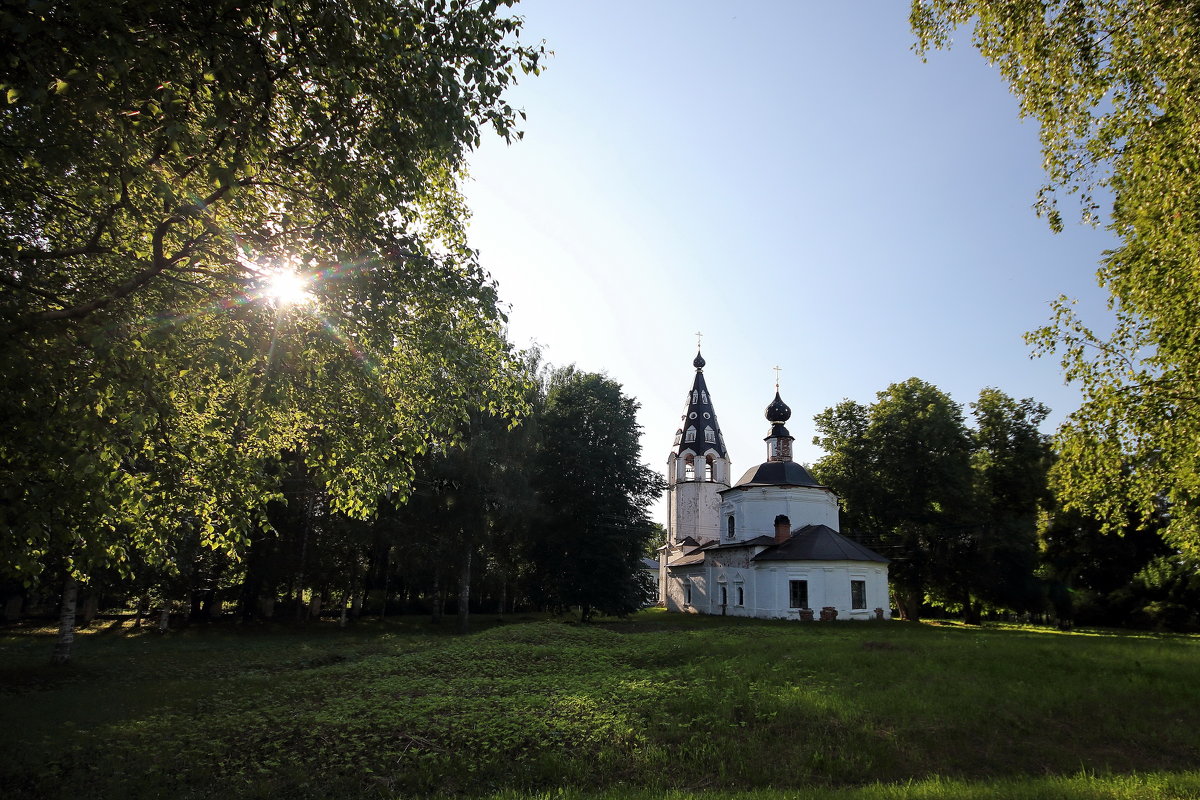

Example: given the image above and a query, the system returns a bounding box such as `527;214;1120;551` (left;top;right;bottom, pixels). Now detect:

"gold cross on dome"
773;365;781;392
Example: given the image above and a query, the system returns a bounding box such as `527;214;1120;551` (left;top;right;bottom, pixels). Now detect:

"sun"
260;267;313;308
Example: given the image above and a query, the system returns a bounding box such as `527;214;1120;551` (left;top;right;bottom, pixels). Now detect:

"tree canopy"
522;367;664;620
911;0;1200;553
0;0;542;596
813;378;976;619
813;379;1050;621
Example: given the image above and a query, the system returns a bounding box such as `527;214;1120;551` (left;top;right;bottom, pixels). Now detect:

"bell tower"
665;350;731;547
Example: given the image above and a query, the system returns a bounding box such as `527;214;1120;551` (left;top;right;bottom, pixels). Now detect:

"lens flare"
261;268;313;307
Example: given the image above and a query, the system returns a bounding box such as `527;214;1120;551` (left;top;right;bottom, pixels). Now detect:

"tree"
912;1;1200;553
967;389;1051;615
1038;502;1171;625
0;0;541;660
813;378;976;620
523;367;664;620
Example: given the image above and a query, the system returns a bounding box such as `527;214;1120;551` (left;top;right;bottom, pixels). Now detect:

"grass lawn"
1;610;1198;799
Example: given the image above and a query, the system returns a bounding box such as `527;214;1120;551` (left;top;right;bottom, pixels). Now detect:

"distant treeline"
812;378;1200;630
4;358;664;635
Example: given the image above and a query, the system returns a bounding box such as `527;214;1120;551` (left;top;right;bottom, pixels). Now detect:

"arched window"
672;429;683;445
701;390;708;404
704;454;714;482
684;454;696;481
703;426;715;443
684;426;696;443
726;515;735;538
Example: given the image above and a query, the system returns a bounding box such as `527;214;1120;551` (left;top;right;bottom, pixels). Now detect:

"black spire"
673;350;727;457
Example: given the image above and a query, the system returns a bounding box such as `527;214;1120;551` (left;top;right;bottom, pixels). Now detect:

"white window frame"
851;579;867;610
789;579;809;610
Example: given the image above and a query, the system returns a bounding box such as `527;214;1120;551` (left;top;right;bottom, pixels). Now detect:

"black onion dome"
765;391;791;424
674;352;727;458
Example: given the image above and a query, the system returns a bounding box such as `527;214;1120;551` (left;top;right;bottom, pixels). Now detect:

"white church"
658;351;891;621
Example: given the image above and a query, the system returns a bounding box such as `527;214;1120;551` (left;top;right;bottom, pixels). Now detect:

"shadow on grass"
1;613;1198;799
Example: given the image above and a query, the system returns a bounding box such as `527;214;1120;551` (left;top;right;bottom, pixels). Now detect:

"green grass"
2;611;1198;799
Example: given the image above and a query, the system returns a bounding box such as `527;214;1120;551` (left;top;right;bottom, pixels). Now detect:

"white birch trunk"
51;576;77;664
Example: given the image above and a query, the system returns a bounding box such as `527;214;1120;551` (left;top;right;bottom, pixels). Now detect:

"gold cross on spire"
695;331;703;349
773;365;781;392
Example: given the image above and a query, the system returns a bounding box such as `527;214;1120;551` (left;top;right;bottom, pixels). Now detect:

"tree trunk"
431;573;442;624
960;589;981;625
379;547;391;621
3;593;23;622
202;589;219;620
458;549;472;635
79;592;99;627
51;575;78;664
894;586;922;622
134;594;150;627
497;575;506;619
158;607;170;633
339;584;350;628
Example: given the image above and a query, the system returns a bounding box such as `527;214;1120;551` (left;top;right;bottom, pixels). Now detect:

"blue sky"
462;1;1116;520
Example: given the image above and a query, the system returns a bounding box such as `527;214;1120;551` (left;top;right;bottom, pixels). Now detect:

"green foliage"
0;1;542;591
966;389;1052;613
812;379;976;618
2;614;1200;798
523;367;665;619
1126;555;1200;631
911;0;1200;553
1037;501;1174;626
814;381;1054;620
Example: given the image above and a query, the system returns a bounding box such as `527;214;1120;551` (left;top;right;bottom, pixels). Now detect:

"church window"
851;580;867;610
688;412;697;419
685;426;696;442
704;426;715;443
673;429;682;445
720;585;728;606
684;454;696;481
727;516;735;538
736;586;744;606
701;391;708;404
789;580;809;609
704;455;714;481
685;582;692;605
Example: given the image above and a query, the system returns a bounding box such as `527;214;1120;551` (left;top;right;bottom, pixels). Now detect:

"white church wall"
665;567;709;613
720;485;840;543
712;569;757;617
702;561;890;621
670;480;724;544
